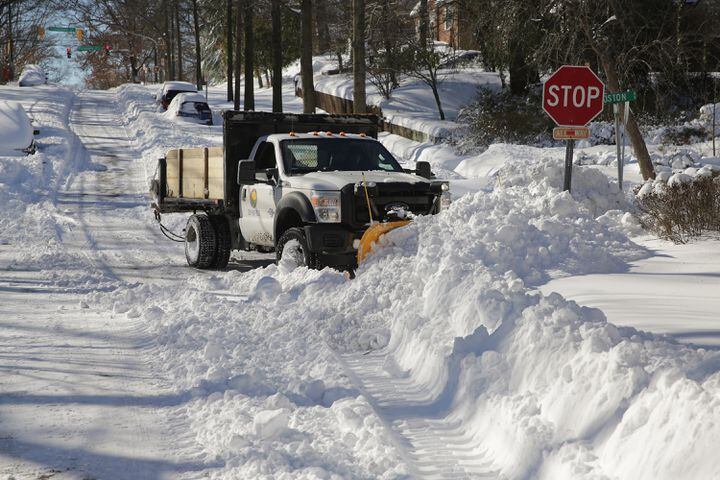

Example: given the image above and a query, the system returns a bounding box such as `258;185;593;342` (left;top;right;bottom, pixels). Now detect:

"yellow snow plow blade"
357;220;411;265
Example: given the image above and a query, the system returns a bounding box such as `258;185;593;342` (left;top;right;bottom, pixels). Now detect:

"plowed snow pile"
86;143;720;479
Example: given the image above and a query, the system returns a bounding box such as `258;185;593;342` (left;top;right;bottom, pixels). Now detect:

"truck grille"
342;183;436;227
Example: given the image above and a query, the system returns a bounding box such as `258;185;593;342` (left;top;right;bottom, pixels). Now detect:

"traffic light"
104;44;112;56
38;26;45;40
76;28;84;42
66;47;71;59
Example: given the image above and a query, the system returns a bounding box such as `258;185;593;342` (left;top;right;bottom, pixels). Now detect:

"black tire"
185;214;216;269
209;215;232;269
276;227;320;269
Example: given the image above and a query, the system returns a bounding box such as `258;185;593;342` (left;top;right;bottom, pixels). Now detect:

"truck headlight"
441;191;452;210
431;181;451;210
311;190;341;223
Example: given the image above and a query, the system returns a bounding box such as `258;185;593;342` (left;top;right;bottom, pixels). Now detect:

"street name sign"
604;90;637;104
553;127;590;140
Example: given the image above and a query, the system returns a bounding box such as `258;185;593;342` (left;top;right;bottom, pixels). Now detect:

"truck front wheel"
276;227;319;269
185;214;216;268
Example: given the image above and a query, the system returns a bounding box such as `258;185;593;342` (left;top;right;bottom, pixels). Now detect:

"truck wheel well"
275;208;304;242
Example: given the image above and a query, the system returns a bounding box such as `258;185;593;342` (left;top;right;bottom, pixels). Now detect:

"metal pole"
564;139;574;192
713;82;716;157
614;103;622;190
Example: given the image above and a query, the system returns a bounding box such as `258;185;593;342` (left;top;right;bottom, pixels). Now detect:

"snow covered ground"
1;75;719;480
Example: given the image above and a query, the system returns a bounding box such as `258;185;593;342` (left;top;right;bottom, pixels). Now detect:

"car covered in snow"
18;64;47;87
166;92;213;125
156;81;197;110
0;101;37;156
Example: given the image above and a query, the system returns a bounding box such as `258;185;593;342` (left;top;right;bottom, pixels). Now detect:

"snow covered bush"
636;168;720;243
451;87;554;153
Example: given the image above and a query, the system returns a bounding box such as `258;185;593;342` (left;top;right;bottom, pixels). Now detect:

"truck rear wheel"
185;214;216;268
276;227;319;269
209;215;231;269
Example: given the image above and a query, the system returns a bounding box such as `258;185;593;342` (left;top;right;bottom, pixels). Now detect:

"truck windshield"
280;138;404;174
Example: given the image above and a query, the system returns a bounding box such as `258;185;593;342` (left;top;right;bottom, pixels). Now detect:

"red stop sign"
543;65;605;127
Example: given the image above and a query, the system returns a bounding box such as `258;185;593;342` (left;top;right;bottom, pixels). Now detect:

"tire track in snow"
340;351;500;480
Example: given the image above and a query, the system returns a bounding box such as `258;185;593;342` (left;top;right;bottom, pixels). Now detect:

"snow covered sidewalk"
542;237;720;348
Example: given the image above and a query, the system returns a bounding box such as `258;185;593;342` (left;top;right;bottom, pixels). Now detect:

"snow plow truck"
151;111;450;272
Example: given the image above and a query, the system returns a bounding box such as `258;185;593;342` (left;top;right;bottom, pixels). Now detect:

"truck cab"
237;132;450;270
151;111;450;272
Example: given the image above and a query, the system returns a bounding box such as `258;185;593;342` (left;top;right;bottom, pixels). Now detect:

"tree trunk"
169;10;176;80
164;1;173;81
154;46;159;83
192;0;203;90
315;0;330;53
429;71;445;120
271;0;283;112
300;0;316;113
599;54;655;180
418;0;428;48
174;0;183;81
352;0;366;113
243;2;254;111
226;0;233;102
7;1;14;80
130;56;140;83
234;0;242;110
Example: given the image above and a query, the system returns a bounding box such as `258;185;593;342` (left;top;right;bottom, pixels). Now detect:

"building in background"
410;0;476;50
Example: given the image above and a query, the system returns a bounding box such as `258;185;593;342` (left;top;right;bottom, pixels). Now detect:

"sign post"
543;65;605;193
605;90;636;190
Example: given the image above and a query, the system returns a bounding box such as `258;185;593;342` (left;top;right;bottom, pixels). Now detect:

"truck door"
239;141;279;246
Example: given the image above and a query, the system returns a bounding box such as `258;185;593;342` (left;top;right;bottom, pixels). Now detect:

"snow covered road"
0;90;206;479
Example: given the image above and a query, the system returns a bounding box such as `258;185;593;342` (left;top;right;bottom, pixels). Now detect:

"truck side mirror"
237;159;256;184
416;161;432;179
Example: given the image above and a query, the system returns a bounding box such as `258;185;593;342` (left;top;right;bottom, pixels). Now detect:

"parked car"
18;64;47;87
0;101;37;155
166;92;213;125
156;81;197;110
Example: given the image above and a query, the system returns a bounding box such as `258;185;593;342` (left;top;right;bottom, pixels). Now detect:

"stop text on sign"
543;65;605;127
545;85;602;109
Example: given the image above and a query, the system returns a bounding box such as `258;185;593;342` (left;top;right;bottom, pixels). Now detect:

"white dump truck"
151;111;450;272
